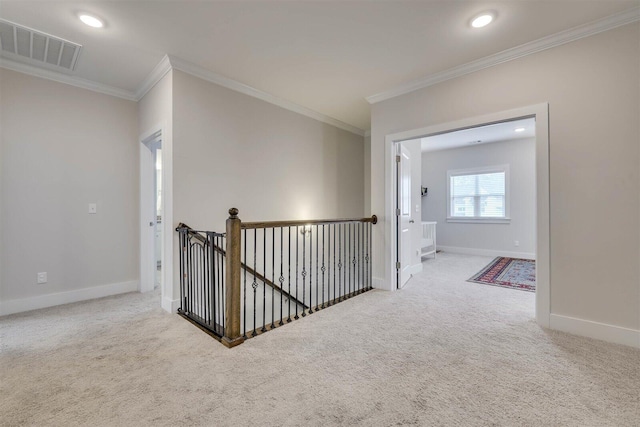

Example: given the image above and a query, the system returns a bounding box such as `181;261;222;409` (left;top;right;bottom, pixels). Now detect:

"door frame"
384;103;550;327
139;123;174;312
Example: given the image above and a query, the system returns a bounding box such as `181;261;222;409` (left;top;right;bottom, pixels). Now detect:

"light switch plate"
37;272;47;284
89;203;97;214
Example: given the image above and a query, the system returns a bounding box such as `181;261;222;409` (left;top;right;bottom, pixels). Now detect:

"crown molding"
366;6;640;104
0;57;137;101
134;54;172;100
166;55;365;137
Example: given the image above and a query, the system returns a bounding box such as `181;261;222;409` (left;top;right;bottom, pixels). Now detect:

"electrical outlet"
514;240;520;247
37;272;47;284
88;203;97;214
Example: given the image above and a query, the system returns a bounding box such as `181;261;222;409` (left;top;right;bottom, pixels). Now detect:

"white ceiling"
420;117;536;153
0;1;637;132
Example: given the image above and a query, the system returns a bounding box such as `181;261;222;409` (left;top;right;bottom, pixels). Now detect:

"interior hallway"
1;253;638;426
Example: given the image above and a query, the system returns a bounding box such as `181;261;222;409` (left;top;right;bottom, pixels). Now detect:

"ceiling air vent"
0;19;82;71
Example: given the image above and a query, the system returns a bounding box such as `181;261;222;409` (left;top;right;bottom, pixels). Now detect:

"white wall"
370;23;640;342
0;69;139;315
172;69;365;300
364;135;371;215
422;138;535;258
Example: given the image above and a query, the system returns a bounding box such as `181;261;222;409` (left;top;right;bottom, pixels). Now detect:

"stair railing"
177;208;377;348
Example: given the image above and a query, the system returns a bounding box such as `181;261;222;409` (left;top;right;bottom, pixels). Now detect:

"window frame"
446;164;511;224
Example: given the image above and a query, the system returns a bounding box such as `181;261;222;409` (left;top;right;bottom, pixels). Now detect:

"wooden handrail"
176;222;308;309
241;215;377;230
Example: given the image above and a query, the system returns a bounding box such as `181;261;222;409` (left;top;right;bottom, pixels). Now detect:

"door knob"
149;222;154;227
409;220;415;223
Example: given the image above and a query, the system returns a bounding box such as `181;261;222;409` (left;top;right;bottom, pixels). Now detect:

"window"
447;165;510;223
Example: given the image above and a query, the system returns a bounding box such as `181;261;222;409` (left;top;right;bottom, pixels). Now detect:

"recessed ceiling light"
514;127;526;133
79;13;104;28
471;12;495;28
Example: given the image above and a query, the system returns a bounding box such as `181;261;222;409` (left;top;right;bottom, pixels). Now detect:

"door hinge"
396;262;401;270
396;155;401;163
396;208;400;216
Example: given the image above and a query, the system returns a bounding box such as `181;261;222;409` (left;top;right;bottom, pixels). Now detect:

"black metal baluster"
243;229;247;338
301;226;306;317
321;224;326;309
279;227;284;326
338;224;342;301
179;231;184;311
353;222;360;294
357;223;361;294
271;227;276;329
209;233;214;325
288;227;292;322
187;236;192;314
358;222;364;292
309;226;313;314
332;223;336;305
262;229;267;333
368;223;371;290
293;225;304;320
220;235;225;332
252;229;258;337
315;225;319;311
349;223;353;298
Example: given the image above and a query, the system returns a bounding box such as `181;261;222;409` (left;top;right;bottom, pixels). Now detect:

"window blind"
450;171;506;218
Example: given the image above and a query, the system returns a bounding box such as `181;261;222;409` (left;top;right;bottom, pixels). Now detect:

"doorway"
140;130;162;294
385;104;550;327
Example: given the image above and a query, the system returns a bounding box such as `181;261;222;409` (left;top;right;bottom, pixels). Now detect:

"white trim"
0;280;138;316
366;7;640;104
384;104;551;328
446;218;511;224
550;314;640;349
135;54;172;100
437;245;535;260
161;297;180;313
0;57;137;101
166;55;365;137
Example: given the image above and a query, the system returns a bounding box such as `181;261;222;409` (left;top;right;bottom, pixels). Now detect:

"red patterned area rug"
467;257;535;292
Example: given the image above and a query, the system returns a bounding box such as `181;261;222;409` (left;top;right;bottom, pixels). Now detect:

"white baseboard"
0;280;139;316
437;245;535;260
550;314;640;349
162;296;180;313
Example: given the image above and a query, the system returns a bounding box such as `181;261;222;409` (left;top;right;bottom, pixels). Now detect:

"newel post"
222;207;244;348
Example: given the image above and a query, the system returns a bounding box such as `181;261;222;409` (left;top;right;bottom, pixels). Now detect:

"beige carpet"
1;253;638;426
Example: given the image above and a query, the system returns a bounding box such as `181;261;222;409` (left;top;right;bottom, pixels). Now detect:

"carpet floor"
1;253;638;426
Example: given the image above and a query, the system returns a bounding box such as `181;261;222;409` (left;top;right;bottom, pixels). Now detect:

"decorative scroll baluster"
243;229;247;338
279;228;284;326
252;229;258;337
288;227;292;323
333;224;336;305
309;226;313;314
301;227;306;317
295;226;300;320
271;228;276;329
321;224;326;309
262;229;267;333
337;224;342;301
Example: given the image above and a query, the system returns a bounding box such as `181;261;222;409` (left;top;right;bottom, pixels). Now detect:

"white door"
140;131;162;293
398;144;413;288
